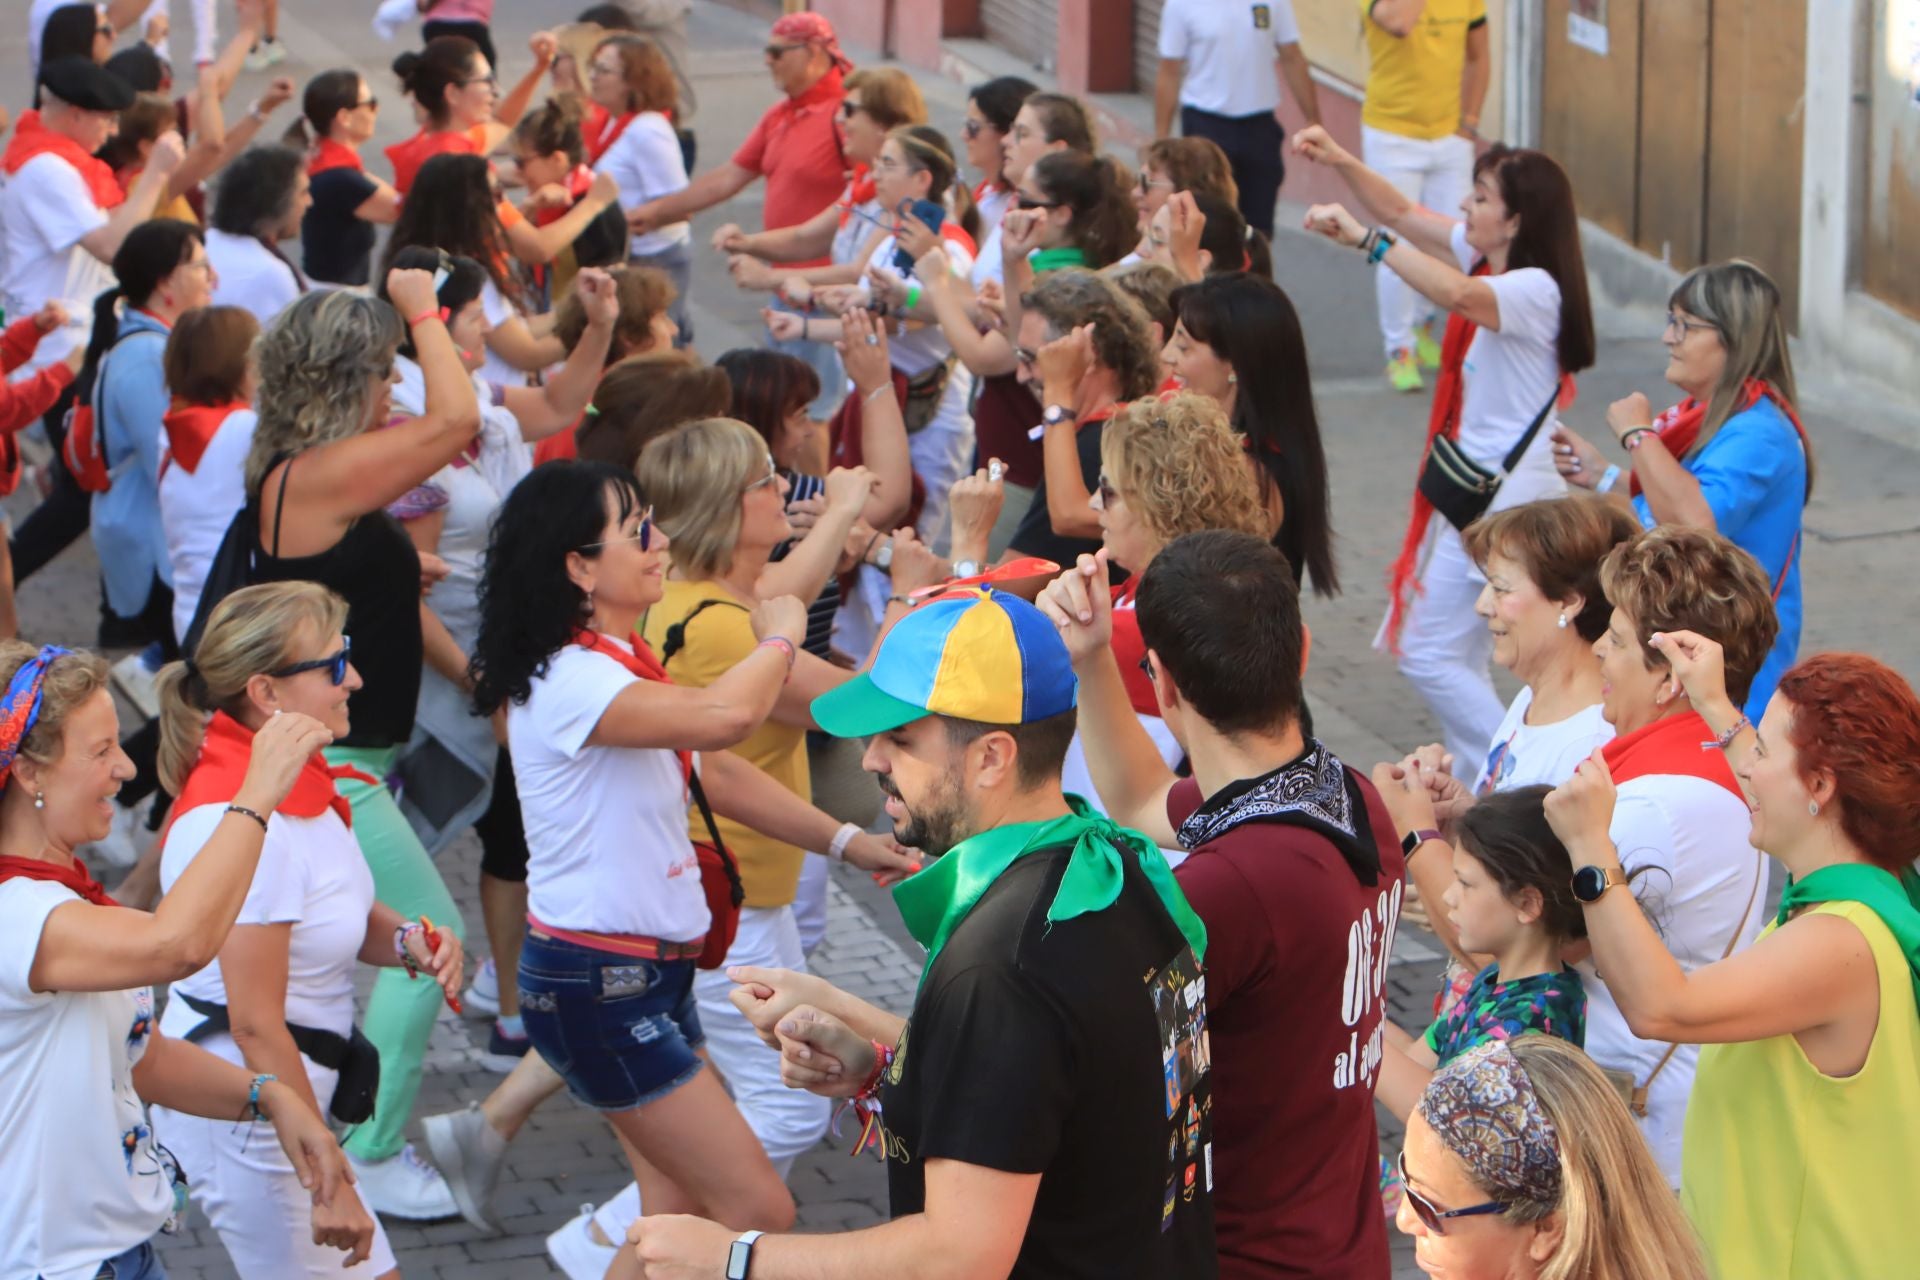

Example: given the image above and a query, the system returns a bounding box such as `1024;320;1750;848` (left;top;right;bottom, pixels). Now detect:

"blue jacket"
1634;394;1806;721
90;309;174;619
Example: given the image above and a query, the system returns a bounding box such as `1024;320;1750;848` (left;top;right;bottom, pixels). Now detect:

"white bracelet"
827;822;862;863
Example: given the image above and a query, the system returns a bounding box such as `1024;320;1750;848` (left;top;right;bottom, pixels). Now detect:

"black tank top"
254;456;423;749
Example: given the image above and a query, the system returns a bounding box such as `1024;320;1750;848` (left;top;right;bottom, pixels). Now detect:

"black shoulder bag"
1416;383;1561;531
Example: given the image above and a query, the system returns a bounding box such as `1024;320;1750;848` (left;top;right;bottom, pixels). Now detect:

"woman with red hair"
1544;637;1920;1280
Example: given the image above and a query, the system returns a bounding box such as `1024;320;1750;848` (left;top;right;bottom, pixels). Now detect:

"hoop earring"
33;792;44;810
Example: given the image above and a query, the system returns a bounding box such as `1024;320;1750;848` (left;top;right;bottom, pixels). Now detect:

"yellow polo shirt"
1359;0;1487;140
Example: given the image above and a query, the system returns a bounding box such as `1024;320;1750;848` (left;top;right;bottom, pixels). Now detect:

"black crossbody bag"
1417;384;1560;531
175;991;381;1125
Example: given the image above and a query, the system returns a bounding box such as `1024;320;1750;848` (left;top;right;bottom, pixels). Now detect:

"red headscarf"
770;12;854;74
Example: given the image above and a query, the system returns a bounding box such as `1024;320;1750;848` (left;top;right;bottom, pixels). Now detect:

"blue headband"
0;646;72;787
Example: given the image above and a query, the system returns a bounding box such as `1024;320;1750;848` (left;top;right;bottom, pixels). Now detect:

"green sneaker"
1387;348;1424;393
1414;320;1443;370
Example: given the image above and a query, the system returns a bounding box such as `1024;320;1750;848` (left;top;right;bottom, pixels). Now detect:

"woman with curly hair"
231;269;479;1218
1059;390;1269;826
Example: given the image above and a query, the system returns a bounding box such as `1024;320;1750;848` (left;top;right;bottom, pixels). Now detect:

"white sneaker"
423;1104;506;1233
110;653;159;721
262;38;288;66
464;955;500;1019
547;1204;619;1280
347;1143;459;1221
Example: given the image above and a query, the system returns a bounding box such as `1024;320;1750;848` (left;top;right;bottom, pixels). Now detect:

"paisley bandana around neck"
0;645;70;789
1419;1039;1563;1209
1174;740;1382;884
893;794;1207;983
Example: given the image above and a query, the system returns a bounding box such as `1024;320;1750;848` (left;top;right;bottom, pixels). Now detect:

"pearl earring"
1556;612;1568;629
1808;800;1820;817
1227;372;1237;385
33;792;44;810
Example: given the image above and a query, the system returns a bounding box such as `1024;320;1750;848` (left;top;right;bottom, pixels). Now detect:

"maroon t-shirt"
1168;769;1405;1279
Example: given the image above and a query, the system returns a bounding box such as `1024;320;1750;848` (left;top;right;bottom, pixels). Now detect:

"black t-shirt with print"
880;842;1218;1279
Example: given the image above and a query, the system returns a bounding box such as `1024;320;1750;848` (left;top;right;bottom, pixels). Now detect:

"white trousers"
153;1034;398;1279
142;0;220;65
791;852;830;957
1381;514;1505;773
1361;127;1475;358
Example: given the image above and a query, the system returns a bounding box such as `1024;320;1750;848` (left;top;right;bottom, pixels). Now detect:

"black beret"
105;45;165;94
39;56;137;114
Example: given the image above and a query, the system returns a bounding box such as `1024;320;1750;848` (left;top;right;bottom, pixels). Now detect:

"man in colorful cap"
627;587;1219;1279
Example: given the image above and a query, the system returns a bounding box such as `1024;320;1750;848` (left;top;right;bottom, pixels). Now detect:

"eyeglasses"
744;456;781;495
457;74;497;89
1664;311;1717;340
962;119;986;139
1137;173;1174;194
1015;194;1060;211
764;42;804;58
1397;1152;1509;1236
268;640;353;686
584;506;656;553
1013;346;1038;368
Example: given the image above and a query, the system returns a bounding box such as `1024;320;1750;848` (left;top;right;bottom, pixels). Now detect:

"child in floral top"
1376;785;1588;1121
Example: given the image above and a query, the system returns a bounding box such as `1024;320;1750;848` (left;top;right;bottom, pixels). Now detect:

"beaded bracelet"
394;921;424;977
246;1073;276;1121
225;803;269;831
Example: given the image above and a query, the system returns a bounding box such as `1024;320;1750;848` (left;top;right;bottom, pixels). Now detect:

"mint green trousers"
325;744;466;1163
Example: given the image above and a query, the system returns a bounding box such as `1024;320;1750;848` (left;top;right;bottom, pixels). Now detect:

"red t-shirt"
1167;769;1404;1279
385;124;487;195
1108;576;1161;718
731;69;848;268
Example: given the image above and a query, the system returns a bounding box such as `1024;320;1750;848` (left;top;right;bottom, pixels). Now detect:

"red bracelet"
407;309;442;327
855;1039;892;1101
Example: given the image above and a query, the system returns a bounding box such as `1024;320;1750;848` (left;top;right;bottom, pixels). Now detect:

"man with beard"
623;587;1218;1280
1041;531;1405;1278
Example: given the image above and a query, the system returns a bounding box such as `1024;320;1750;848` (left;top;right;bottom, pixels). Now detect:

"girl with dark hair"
206;144;310;324
1375;784;1587;1121
384;31;549;195
965;75;1038;231
1143;189;1273;280
86;218;213;656
1004;150;1135;275
507;99;627;298
294;69;402;287
376;250;615;1069
1293;124;1597;774
1164;273;1338;596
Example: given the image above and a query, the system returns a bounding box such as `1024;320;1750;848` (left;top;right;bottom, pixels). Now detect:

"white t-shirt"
159;407;255;646
0;152;112;371
508;641;711;940
205;228;303;328
970;218;1006;291
1158;0;1302;117
1577;770;1767;1187
1449;223;1566;511
867;230;975;377
1470;686;1614;794
830;191;884;272
596;111;692;257
478;279;544;393
158;802;375;1038
0;879;173;1280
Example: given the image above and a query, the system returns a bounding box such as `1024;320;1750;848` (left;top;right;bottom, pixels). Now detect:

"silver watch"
872;539;893;571
952;558;981;578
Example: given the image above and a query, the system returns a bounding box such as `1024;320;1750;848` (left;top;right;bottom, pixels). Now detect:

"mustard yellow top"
1358;0;1487;140
641;580;809;908
1681;900;1920;1279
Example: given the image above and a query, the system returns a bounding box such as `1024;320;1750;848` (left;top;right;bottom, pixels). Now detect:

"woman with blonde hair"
0;640;363;1280
1399;1036;1707;1280
1551;259;1812;720
222;269;479;1216
152;582;463;1279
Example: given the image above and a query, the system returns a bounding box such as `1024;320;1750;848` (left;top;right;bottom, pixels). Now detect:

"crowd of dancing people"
0;2;1914;1279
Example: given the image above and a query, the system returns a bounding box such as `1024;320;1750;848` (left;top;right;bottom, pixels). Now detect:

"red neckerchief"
837;166;876;228
1602;709;1743;802
308;137;364;176
570;629;691;786
1078;402;1120;430
972;177;1005;204
586;109;638;165
164;711;378;846
2;109;125;208
1382;261;1571;651
766;67;845;144
384;127;480;196
0;853;116;905
160;400;244;476
1632;378;1808;499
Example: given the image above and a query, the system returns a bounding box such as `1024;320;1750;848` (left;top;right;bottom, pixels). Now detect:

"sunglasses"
269;640;353;686
1398;1152;1509;1235
585;506;656;553
962;118;986;139
765;42;804;58
1096;474;1120;509
840;100;864;119
355;95;379;109
1015;194;1060;211
1137;173;1174;194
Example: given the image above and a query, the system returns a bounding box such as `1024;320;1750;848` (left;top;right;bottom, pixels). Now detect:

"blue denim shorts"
66;1240;168;1280
517;931;706;1112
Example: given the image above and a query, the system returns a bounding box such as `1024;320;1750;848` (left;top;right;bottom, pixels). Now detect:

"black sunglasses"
962;119;986;139
765;42;804;58
1015;194;1060;211
1096;473;1120;509
269;641;353;686
1398;1152;1508;1235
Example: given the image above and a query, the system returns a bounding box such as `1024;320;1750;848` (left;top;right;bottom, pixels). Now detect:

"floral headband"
0;646;72;788
1417;1039;1563;1209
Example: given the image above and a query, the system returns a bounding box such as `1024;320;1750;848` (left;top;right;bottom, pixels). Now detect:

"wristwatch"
1401;828;1442;859
952;558;981;578
1041;403;1074;430
1571;864;1630;904
726;1229;764;1279
871;539;894;571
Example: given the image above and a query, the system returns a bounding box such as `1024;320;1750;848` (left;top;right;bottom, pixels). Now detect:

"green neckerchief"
1777;862;1920;1014
1028;246;1088;274
893;794;1206;986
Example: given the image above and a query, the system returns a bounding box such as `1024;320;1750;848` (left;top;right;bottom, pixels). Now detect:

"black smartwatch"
1570;865;1630;904
726;1229;764;1279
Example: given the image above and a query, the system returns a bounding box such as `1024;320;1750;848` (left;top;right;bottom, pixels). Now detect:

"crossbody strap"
1496;382;1564;476
1628;848;1767;1116
687;768;745;909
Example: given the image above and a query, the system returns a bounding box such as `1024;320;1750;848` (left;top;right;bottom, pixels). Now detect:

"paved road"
4;2;1915;1277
